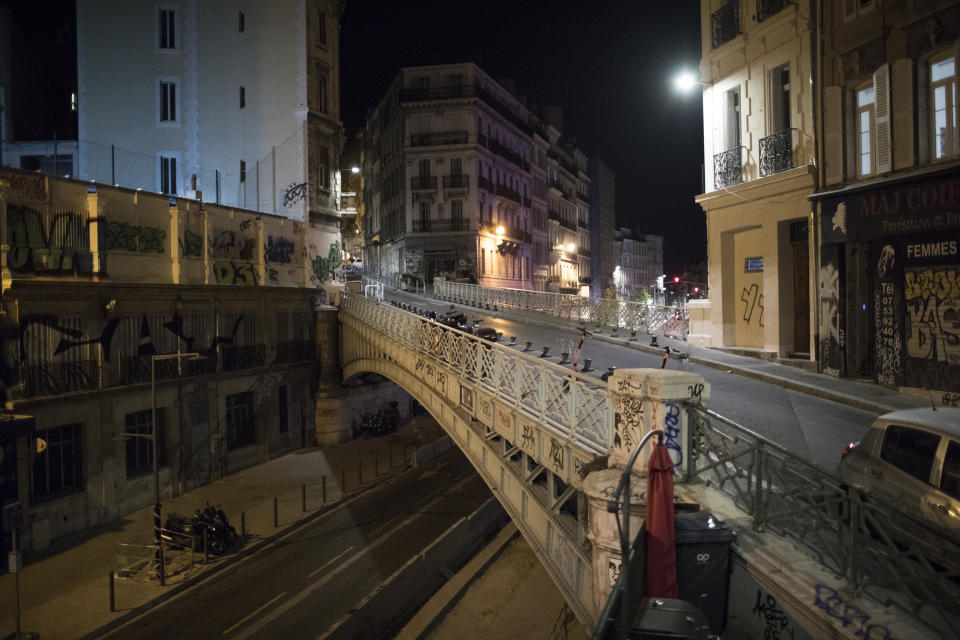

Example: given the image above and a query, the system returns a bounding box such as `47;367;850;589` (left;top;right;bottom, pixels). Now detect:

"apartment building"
694;0;816;358
589;158;617;298
811;1;960;391
76;0;343;226
362;63;593;292
0;168;340;553
613;227;663;300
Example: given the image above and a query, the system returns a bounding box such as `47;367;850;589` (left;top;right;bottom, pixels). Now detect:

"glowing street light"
673;70;712;93
566;242;576;253
351;166;360;174
496;225;505;236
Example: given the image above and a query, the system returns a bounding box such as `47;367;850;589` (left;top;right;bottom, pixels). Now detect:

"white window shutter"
824;86;844;185
892;58;914;170
874;64;892;174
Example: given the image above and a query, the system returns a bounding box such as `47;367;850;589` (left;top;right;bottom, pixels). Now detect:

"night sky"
340;0;706;273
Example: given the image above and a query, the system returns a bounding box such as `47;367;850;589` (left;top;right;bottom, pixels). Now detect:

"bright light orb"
674;71;698;93
496;225;505;235
566;243;576;253
351;166;360;174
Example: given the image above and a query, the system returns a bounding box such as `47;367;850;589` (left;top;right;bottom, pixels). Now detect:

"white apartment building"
613;227;662;300
363;63;591;291
77;0;342;224
694;0;815;358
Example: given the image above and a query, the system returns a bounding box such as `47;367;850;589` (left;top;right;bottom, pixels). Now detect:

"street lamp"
673;70;713;93
123;352;204;580
566;242;576;253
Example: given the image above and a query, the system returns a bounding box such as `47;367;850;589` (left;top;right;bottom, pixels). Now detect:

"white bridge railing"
434;279;689;338
342;294;613;455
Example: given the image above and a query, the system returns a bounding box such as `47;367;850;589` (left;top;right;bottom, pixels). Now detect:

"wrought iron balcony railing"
222;344;265;372
22;360;100;397
488;138;525;169
478;133;488;148
410;131;469;147
495;184;522;203
757;0;791;23
713;146;746;189
711;0;740;48
522;196;531;208
559;219;577;231
477;175;493;192
759;128;796;177
442;174;470;189
547;209;561;222
411;176;438;190
275;340;316;364
413;219;470;233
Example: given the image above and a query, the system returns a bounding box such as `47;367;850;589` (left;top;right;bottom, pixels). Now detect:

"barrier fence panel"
688;406;960;638
433;279;689;339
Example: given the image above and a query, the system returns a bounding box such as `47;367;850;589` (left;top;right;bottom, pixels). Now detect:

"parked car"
837;407;960;542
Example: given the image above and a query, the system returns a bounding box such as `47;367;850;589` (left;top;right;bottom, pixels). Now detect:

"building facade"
362;63;592;292
694;0;816;358
613;227;663;300
589;158;617;298
76;0;343;227
0;168;341;553
812;1;960;391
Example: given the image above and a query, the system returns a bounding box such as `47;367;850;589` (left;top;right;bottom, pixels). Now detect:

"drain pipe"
606;428;664;640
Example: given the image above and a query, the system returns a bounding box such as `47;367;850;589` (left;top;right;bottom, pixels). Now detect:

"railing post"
753;442;765;531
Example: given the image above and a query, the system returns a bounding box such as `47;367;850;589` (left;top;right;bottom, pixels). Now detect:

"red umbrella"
645;442;678;598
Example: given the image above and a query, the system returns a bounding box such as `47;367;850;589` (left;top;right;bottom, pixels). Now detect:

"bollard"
630;330;637;341
241;511;246;542
559;352;570;364
509;336;517;346
496;331;503;342
159;545;166;586
523;341;533;352
322;475;327;503
302;484;307;513
582;358;593;372
540;346;550;358
274;496;279;528
203;527;209;564
109;571;115;612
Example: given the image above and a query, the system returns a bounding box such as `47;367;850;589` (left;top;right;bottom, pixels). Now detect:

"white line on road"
221;591;286;636
307;545;355;579
232;473;477;640
367;515;401;539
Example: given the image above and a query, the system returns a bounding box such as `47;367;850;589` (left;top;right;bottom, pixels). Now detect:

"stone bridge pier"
582;368;710;615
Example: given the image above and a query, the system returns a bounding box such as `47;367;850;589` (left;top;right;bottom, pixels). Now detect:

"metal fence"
341;293;613;455
434;279;689;339
688;406;960;638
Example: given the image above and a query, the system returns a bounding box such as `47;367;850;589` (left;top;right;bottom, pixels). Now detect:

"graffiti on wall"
181;230;203;258
211;229;255;260
613;394;642;457
904;267;960;366
753;590;796;639
213;261;257;286
310;243;342;283
282;182;308;208
104;221;166;254
740;283;764;327
265;236;295;264
813;584;902;639
819;258;842;377
663;401;683;466
7;206;95;275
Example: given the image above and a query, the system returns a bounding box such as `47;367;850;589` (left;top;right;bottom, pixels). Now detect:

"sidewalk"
424;289;931;416
0;415;445;640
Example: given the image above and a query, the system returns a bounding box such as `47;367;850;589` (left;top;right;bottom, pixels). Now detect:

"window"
126;408;166;477
880;425;940;483
843;0;874;23
240;160;246;183
942;440;960;500
278;385;289;433
419;159;431;177
316;70;328;114
770;63;790;132
931;55;957;159
158;7;176;49
239;86;245;109
238;10;245;32
160;155;178;195
159;80;177;122
32;423;82;503
319;147;329;188
226;392;255;449
724;87;741;150
419;201;430;226
451;158;462;175
451;200;463;226
316;9;326;46
857;83;876;176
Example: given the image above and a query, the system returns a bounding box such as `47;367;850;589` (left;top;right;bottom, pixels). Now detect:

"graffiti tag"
813;584;902;640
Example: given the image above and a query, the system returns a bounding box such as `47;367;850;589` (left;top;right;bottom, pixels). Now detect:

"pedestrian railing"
114;540;195;583
433;279;689;339
688;406;960;638
342;293;613;454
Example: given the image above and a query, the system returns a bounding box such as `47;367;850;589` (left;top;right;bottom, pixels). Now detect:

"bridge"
340;283;960;639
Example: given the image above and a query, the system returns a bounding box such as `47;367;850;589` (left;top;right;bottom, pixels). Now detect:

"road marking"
233;473;477;640
367;515;401;539
417;460;448;481
307;545;354;579
221;591;286;635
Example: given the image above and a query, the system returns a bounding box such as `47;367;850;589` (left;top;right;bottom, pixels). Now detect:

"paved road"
385;289;877;469
104;449;490;640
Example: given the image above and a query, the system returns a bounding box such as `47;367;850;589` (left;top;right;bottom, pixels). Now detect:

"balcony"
22;360;99;398
711;0;740;48
548;209;561;222
443;174;470;189
579;276;592;285
713;146;745;189
559;219;577;231
522;196;531;208
759;128;796;177
478;175;493;192
410;131;469;147
478;133;488;148
757;0;791;22
495;184;522;204
399;85;473;102
222;344;266;372
413;219;471;233
488;138;526;170
578;218;588;229
276;340;316;364
411;176;438;191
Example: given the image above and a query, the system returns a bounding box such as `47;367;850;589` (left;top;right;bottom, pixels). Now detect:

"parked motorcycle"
161;503;237;556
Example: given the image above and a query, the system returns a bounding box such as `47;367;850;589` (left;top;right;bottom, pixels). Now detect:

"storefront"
815;167;960;392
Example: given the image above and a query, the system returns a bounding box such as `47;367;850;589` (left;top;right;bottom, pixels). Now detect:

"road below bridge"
385;288;878;469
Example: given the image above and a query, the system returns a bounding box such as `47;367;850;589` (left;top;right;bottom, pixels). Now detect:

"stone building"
589;158;617;298
75;0;343;227
0;168;340;553
362;62;593;292
811;0;960;391
694;0;816;359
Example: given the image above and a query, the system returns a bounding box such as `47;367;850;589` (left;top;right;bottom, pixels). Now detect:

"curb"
81;464;412;640
431;294;901;416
